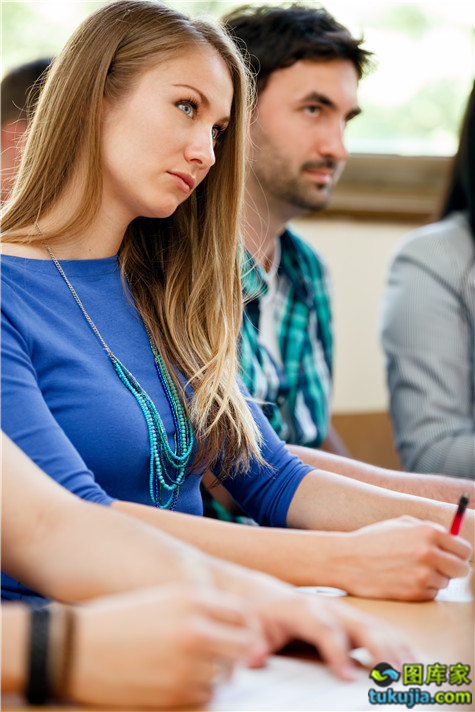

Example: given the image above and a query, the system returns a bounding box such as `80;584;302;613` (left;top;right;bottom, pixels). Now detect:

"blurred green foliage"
370;3;436;39
347;78;470;154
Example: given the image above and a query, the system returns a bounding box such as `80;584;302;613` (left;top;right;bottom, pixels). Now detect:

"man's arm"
286;468;474;542
288;444;475;508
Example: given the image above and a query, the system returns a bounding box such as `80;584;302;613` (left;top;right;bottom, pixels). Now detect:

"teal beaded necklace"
38;228;194;510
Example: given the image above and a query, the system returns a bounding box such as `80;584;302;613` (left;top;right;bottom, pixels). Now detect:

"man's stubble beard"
250;133;335;215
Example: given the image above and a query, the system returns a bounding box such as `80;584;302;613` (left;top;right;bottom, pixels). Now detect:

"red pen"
449;493;469;535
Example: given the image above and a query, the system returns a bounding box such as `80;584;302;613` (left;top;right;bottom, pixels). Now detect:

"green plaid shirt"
201;228;333;522
240;228;333;447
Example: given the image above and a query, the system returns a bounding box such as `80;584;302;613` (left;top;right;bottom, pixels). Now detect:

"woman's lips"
167;171;196;193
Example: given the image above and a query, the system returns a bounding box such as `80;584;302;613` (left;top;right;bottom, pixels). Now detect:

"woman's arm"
114;477;472;600
2;402;471;603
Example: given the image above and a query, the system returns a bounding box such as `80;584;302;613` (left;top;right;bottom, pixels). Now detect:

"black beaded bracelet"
26;606;51;705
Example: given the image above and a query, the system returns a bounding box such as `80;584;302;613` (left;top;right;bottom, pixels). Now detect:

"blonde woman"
1;0;472;604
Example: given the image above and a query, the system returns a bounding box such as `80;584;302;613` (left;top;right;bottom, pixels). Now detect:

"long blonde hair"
2;0;262;477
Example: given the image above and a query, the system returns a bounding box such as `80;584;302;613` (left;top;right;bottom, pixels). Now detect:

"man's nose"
318;122;349;162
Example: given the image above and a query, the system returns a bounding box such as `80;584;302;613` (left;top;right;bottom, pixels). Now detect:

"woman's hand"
334;516;472;600
66;584;264;709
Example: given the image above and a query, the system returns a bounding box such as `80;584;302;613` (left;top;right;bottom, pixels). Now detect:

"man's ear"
1;119;28;153
1;119;29;200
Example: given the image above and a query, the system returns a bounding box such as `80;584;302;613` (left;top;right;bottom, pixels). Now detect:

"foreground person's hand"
213;564;415;678
66;584;264;709
250;593;416;680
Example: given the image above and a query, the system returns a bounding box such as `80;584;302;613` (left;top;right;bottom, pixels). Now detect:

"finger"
192;616;263;663
432;547;470;579
181;681;214;707
350;622;414;670
194;590;254;628
436;531;473;560
190;658;225;683
426;571;450;590
333;605;416;669
310;617;356;681
283;601;357;680
191;591;268;659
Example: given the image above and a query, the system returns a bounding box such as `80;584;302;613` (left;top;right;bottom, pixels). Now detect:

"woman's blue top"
1;254;312;600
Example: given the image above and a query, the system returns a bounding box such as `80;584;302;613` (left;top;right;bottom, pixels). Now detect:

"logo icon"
370;663;401;687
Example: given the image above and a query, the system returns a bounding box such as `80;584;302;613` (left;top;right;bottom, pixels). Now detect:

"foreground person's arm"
3;428;472;602
2;435;210;600
287;444;475;508
2;590;258;710
2;584;414;709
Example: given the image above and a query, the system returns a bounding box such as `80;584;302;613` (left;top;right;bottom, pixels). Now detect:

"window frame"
322;153;452;222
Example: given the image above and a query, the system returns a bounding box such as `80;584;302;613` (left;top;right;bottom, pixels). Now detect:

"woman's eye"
177;101;196;118
211;126;221;141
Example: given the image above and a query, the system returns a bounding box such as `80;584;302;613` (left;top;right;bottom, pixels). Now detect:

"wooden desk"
3;575;473;712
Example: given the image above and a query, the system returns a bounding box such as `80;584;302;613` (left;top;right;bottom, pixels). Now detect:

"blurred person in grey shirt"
381;83;475;478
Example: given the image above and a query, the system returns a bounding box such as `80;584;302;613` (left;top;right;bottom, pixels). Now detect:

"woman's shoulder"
1;225;45;258
391;212;474;279
395;212;471;257
1;242;47;258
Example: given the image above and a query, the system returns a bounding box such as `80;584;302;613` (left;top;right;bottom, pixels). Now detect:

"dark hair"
222;2;373;94
1;58;52;125
440;82;475;238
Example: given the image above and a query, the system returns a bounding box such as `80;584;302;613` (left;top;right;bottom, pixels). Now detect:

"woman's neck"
3;194;131;261
3;156;134;260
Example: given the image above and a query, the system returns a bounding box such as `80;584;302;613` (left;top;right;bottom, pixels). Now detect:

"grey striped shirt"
380;211;475;478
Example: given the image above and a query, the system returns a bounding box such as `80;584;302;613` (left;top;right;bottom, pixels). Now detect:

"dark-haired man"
226;4;368;457
202;3;474;518
1;58;51;201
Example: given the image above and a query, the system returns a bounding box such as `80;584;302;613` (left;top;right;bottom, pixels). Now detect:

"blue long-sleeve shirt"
2;254;312;600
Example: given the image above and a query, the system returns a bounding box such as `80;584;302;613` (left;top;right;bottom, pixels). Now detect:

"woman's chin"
140;200;186;220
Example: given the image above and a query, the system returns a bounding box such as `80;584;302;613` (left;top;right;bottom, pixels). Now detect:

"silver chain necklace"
33;220;194;509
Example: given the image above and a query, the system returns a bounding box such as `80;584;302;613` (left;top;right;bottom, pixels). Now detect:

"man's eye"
177;100;197;118
304;105;321;117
